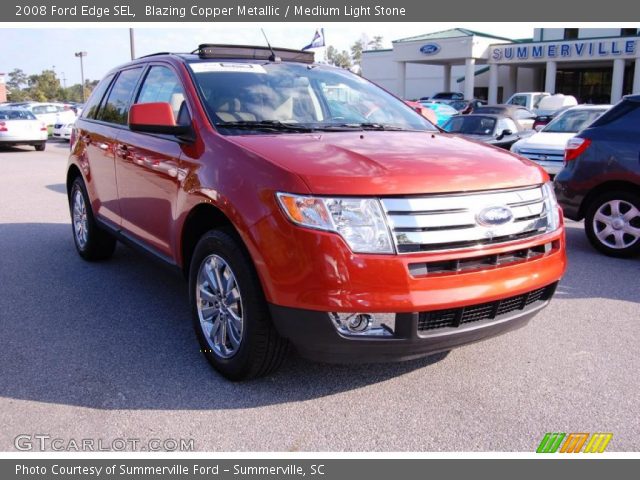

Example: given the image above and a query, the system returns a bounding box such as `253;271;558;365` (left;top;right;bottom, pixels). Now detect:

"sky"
0;23;538;86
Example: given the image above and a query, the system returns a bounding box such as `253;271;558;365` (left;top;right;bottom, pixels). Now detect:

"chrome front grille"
381;186;549;253
519;148;564;163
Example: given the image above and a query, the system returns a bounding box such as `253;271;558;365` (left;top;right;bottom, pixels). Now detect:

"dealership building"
362;28;640;104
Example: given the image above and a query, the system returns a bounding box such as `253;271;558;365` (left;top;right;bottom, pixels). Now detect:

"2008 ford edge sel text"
66;45;566;380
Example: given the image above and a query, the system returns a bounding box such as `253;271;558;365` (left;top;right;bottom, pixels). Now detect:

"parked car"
512;105;611;175
535;94;578;116
505;92;550;111
431;92;464;101
419;101;459;126
0;108;48;150
66;44;566;380
438;98;487;114
555;95;640;257
8;102;76;131
474;104;537;130
442;114;533;149
53;121;75;140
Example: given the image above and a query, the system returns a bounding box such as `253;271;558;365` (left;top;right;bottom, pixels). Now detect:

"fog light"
330;312;395;337
347;314;371;332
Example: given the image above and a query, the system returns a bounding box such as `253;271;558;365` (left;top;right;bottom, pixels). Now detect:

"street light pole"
129;28;135;60
74;51;87;102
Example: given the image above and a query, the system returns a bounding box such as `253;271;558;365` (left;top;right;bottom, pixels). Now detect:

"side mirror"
129;102;191;136
501;129;513;137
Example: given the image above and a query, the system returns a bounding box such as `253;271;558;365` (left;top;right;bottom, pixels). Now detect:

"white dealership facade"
362;28;640;104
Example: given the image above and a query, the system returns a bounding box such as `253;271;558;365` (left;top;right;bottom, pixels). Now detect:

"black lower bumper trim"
269;288;554;364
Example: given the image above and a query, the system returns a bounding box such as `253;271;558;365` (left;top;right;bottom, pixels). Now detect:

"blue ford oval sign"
420;43;441;56
476;206;514;227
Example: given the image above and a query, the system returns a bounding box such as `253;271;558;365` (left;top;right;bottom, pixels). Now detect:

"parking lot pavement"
0;141;638;452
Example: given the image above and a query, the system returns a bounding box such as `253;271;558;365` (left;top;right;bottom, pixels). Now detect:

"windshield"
0;109;37;120
543;109;606;133
443;116;496;135
188;61;436;134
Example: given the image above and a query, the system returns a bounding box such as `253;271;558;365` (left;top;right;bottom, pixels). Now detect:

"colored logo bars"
536;433;613;453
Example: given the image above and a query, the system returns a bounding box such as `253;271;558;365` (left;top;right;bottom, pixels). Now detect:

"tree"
27;70;63;101
6;68;29;101
7;68;28;91
326;45;352;69
368;36;384;50
350;40;364;69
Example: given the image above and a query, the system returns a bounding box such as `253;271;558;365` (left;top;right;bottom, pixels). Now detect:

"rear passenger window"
509;96;526;107
592;101;640;131
98;68;143;125
83;74;115;119
136;66;188;124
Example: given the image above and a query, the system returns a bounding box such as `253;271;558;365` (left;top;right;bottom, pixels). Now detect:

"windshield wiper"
318;123;412;131
215;120;315;133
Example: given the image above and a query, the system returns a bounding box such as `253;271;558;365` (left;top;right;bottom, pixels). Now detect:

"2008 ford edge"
66;44;566;380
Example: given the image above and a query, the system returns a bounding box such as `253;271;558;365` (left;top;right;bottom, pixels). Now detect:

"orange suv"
67;45;566;380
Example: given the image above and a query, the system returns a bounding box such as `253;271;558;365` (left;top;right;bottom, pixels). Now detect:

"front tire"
189;229;288;380
69;177;116;261
584;190;640;258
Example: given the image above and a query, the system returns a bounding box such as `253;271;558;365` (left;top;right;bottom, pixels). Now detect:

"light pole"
75;51;87;101
129;28;136;60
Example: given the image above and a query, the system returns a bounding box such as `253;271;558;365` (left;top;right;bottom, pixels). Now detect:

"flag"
302;29;325;50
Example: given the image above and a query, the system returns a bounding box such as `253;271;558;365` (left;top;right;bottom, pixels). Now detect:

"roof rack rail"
138;52;174;59
196;44;315;64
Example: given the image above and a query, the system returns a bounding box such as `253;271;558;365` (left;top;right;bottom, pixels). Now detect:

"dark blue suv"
555;95;640;258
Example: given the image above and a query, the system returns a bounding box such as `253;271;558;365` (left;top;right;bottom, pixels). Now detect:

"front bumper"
270;282;556;363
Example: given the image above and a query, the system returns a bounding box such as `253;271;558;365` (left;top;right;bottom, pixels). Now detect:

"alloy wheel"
72;189;89;249
196;254;244;358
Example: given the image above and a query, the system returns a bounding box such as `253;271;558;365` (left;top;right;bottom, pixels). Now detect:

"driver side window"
136;66;189;125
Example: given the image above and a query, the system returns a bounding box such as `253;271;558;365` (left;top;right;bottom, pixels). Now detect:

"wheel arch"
66;164;83;199
579;180;640;219
180;202;245;278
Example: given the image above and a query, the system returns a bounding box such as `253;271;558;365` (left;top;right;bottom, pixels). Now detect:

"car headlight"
276;193;395;254
542;181;560;231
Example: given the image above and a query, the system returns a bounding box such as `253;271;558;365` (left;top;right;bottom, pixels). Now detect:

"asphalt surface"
0;140;638;452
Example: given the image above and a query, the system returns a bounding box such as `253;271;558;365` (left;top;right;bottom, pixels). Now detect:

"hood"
228;131;546;195
516;131;575;151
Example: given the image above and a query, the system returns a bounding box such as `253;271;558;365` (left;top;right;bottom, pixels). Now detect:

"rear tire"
189;229;288;380
584;190;640;258
69;177;116;261
34;143;46;151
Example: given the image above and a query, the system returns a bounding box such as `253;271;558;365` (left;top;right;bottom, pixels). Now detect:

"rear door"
114;63;190;257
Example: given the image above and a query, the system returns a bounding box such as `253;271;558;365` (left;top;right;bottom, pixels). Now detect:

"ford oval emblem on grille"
476;206;514;227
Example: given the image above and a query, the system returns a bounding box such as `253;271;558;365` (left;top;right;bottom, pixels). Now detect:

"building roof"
393;28;514;44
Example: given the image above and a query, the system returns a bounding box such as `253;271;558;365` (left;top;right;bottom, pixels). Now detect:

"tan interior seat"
215;98;256;122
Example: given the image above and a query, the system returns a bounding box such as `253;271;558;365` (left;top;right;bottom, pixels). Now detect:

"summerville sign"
491;38;638;62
